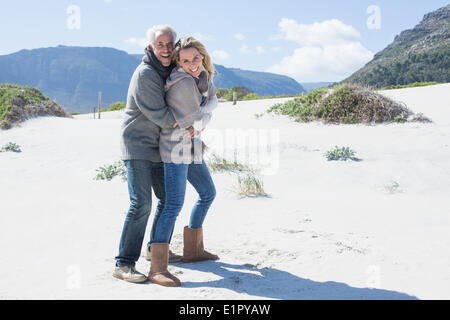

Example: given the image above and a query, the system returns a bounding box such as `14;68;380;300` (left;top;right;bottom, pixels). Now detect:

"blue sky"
0;0;448;82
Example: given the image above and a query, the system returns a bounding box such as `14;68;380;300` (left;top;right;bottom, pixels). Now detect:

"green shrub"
95;161;127;181
325;146;359;161
381;82;439;90
107;102;126;112
237;172;267;197
216;88;229;99
394;115;407;123
0;83;69;130
216;87;294;102
267;88;326;121
206;153;250;173
268;84;418;124
206;153;268;198
242;93;261;101
1;84;51;122
384;181;403;194
1;142;21;153
226;86;252;101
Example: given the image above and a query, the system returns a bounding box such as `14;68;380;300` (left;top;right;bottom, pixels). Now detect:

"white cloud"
276;18;362;46
271;46;281;52
267;18;373;82
239;45;265;56
212;50;229;60
268;42;373;82
193;32;213;42
234;33;246;40
125;37;148;48
239;44;252;54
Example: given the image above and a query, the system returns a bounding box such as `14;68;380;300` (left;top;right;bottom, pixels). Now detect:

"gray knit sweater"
120;49;176;162
159;67;217;164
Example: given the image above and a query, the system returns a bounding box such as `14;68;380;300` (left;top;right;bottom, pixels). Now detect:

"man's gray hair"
146;25;177;46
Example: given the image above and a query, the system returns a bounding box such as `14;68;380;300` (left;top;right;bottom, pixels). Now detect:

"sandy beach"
0;83;449;300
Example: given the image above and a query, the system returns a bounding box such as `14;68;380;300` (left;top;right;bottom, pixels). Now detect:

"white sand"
0;83;449;300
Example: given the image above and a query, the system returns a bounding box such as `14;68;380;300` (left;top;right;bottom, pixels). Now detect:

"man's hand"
183;126;204;139
184;128;196;139
173;122;179;128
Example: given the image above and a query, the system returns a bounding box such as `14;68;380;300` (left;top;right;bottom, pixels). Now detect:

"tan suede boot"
182;226;219;263
145;246;182;263
148;243;181;287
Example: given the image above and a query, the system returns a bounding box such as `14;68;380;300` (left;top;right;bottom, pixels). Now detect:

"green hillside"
343;4;450;87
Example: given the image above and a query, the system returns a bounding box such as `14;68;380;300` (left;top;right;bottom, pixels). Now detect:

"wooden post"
98;92;102;119
233;91;237;105
93;107;96;119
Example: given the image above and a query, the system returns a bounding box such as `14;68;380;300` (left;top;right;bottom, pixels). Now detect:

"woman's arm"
201;95;218;113
193;95;218;131
192;81;218;131
165;77;203;129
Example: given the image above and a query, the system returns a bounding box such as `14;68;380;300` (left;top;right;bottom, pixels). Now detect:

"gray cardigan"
120;53;176;162
159;68;217;164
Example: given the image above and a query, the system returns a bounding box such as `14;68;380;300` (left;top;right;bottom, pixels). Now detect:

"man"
113;25;182;283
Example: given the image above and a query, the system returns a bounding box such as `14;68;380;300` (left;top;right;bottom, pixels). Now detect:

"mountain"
343;4;450;88
0;46;139;114
0;46;305;113
212;65;305;97
300;82;336;93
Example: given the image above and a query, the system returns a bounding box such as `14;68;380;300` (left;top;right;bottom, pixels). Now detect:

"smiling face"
151;31;174;67
178;47;204;78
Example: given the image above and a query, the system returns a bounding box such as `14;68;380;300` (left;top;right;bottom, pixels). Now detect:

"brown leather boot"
182;226;219;263
148;243;181;287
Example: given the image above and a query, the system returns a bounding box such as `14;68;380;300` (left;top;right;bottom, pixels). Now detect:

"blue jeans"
153;160;216;243
115;160;174;267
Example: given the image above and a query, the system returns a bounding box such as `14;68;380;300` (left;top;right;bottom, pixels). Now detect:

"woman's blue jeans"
153;160;216;243
115;160;174;267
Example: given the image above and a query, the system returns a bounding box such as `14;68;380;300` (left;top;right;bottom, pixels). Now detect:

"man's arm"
133;68;176;129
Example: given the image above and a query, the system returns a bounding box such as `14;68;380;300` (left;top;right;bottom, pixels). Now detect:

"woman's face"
178;47;204;78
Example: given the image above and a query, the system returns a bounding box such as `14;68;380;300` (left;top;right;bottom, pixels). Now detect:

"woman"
148;37;219;287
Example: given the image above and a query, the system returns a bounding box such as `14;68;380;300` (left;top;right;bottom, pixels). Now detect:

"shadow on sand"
177;261;417;300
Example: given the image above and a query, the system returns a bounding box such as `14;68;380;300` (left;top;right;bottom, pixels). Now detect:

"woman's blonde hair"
172;36;215;80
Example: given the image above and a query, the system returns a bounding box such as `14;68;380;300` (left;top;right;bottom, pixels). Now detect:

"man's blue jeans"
153;160;216;243
115;160;174;267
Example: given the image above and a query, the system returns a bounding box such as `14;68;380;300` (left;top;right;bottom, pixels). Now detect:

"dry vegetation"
268;84;432;124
